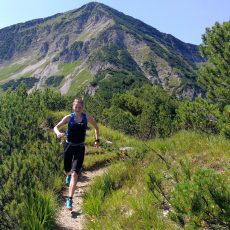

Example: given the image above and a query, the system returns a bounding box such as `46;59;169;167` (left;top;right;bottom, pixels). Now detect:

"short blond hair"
73;98;84;107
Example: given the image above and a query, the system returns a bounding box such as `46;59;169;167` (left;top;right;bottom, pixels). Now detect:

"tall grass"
83;129;230;229
21;190;57;230
83;162;133;216
84;151;117;170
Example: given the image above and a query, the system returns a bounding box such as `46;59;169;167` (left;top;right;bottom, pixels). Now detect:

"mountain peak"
0;3;204;98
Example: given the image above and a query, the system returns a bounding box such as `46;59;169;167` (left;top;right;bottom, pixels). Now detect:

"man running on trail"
54;98;100;211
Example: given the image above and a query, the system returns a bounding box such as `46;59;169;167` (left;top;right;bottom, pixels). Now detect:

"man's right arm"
53;115;70;139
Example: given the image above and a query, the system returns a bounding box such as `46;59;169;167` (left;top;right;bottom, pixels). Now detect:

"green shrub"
0;77;38;91
220;105;230;139
46;110;69;129
45;75;64;87
176;97;221;134
0;86;65;229
170;169;230;228
102;84;178;139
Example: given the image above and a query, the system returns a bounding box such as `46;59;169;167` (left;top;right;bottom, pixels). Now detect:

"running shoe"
66;197;73;211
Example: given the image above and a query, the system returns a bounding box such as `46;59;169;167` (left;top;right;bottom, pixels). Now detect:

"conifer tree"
0;86;64;229
198;21;230;109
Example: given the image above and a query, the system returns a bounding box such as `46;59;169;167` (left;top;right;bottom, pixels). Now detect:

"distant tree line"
0;77;39;91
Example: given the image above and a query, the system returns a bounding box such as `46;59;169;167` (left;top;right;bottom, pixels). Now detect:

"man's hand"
57;132;65;139
94;140;100;148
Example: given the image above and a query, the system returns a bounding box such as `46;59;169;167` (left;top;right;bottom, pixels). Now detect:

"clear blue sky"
0;0;229;45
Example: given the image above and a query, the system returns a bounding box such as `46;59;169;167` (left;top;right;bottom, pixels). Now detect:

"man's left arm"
87;115;100;147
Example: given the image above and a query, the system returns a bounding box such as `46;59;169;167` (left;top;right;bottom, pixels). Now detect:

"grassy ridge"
1;89;228;230
59;61;81;76
67;68;93;96
83;127;230;229
0;63;26;81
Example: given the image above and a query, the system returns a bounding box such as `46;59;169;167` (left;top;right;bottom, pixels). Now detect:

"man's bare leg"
69;171;78;198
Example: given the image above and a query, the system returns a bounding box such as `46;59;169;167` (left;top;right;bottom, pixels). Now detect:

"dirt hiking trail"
55;167;106;230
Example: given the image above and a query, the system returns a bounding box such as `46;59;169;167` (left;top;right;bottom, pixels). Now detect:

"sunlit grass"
0;63;26;81
59;61;81;76
67;68;93;96
83;128;229;229
84;151;117;170
46;111;229;229
147;130;230;172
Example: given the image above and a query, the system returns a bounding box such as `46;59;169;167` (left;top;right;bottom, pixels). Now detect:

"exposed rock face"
0;2;205;97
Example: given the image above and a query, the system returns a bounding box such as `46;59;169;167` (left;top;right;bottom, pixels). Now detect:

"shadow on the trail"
71;211;81;219
78;174;90;183
53;224;72;230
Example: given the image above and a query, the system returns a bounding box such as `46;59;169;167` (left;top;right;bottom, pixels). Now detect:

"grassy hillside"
0;86;228;229
83;126;230;229
35;106;230;229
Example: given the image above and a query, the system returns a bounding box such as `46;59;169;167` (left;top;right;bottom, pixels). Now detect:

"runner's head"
73;99;84;114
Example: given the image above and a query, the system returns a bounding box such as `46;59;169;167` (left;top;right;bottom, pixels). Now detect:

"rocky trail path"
55;167;106;230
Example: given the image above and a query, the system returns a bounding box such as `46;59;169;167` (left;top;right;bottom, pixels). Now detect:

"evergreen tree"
0;85;64;229
176;97;221;134
103;85;178;138
198;21;230;109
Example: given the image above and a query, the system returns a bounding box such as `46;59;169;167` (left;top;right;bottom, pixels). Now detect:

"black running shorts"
64;143;85;174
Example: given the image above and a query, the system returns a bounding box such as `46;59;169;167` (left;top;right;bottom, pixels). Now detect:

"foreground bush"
170;169;230;229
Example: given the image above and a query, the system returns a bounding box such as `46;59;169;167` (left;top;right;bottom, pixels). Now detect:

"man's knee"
65;171;71;175
71;171;78;178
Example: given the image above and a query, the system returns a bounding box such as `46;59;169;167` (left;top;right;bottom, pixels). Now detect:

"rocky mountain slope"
0;2;204;97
